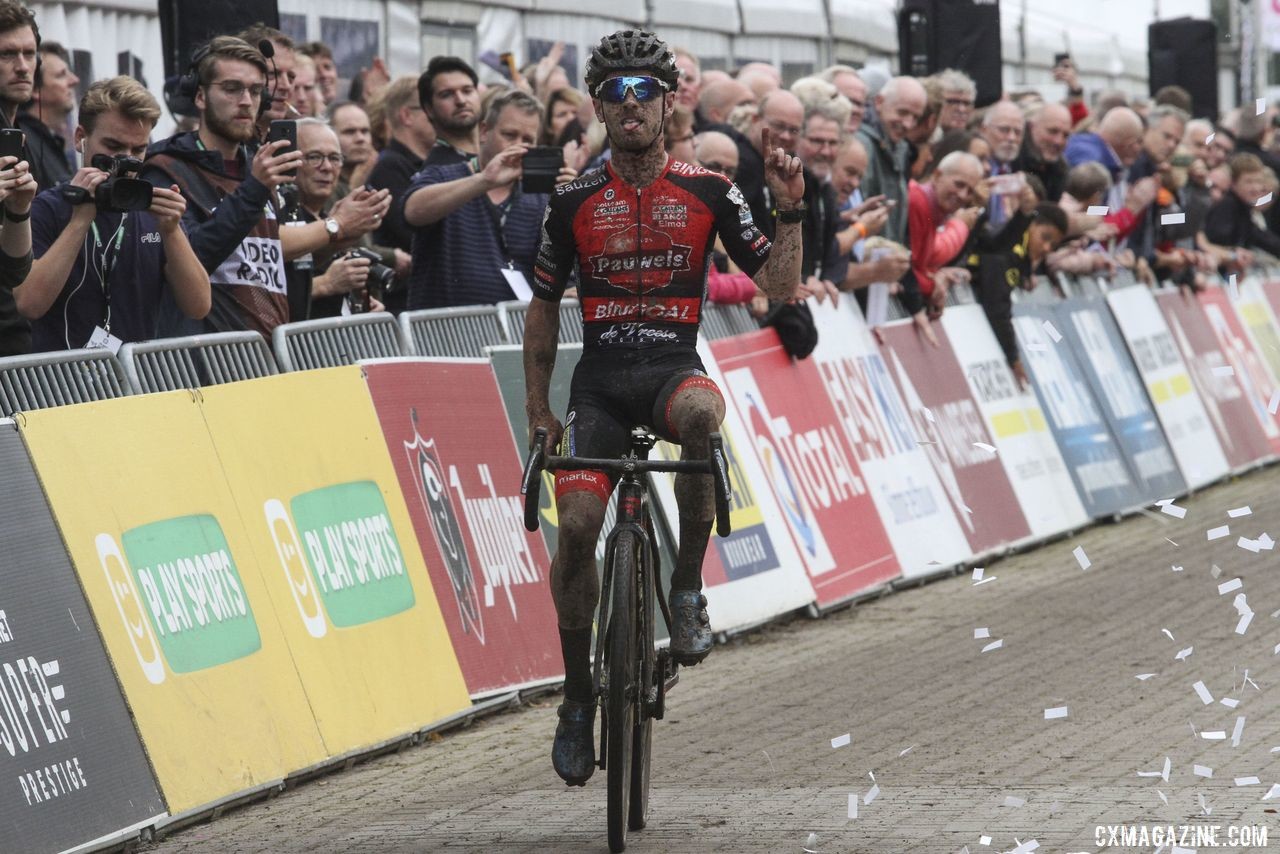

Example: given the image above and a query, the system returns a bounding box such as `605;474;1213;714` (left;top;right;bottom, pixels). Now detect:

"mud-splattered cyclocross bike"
522;425;732;853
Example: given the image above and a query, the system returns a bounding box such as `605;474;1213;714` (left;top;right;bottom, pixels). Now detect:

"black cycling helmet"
583;30;680;95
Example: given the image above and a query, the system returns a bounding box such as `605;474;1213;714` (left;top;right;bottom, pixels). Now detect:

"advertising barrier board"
1197;286;1280;456
878;317;1032;554
940;305;1089;539
1012;303;1145;516
1155;288;1274;469
199;369;472;740
364;360;563;696
711;319;909;598
1054;298;1185;501
1236;277;1280;386
0;429;166;853
21;394;327;815
806;299;972;578
1105;286;1229;488
645;338;816;629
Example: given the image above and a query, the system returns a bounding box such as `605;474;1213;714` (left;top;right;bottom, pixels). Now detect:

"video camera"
89;154;153;213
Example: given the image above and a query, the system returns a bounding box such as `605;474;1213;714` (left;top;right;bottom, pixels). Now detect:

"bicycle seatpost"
522;427;548;532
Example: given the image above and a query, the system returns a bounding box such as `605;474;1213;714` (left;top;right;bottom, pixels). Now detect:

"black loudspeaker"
1148;18;1218;121
897;0;1003;108
158;0;280;84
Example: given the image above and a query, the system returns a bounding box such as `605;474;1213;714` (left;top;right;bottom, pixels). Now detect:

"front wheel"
606;532;639;852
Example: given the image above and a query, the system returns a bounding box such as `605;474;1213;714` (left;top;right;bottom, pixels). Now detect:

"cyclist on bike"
524;30;805;786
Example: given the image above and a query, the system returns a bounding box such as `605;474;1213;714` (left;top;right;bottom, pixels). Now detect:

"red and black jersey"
533;158;772;351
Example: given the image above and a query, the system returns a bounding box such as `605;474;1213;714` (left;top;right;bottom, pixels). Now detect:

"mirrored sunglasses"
595;76;668;103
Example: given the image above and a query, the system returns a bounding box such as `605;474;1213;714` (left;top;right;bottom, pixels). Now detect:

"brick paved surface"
143;469;1280;854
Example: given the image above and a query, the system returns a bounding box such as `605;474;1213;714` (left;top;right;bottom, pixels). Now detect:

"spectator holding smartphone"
19;77;210;352
402;89;575;308
141;36;304;335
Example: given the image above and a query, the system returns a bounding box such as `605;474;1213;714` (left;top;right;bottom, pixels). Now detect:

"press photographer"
19;76;210;352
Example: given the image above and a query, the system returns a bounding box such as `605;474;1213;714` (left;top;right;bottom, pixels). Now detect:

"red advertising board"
1156;289;1274;468
877;321;1031;553
365;360;562;696
1195;288;1280;457
711;329;899;606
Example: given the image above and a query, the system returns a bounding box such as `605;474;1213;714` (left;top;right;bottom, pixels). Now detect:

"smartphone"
1053;52;1071;68
266;119;298;178
521;146;564;194
0;128;24;162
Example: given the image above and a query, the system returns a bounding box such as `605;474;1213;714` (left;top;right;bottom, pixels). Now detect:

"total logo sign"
265;481;416;639
96;515;261;685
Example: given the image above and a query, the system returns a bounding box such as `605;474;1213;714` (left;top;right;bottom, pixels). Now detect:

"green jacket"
855;117;910;245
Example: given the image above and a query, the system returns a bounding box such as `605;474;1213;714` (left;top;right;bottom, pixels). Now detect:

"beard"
436;110;478;136
606;111;662;153
204;106;257;145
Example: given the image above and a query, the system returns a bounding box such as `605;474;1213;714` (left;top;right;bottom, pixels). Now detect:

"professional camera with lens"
344;247;396;313
89;154;153;213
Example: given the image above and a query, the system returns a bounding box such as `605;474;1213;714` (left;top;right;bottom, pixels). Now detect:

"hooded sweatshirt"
141;131;287;336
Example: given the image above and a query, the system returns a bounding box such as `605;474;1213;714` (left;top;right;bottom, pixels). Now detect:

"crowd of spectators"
0;0;1270;384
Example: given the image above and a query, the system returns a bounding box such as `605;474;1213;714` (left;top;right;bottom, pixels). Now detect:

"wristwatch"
60;185;92;206
324;217;341;243
776;203;807;224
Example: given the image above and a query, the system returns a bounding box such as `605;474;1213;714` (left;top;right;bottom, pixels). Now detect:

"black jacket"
1204;192;1280;258
367;138;423;253
16;112;71;192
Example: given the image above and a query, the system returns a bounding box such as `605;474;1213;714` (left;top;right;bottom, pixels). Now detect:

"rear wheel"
606;531;639;853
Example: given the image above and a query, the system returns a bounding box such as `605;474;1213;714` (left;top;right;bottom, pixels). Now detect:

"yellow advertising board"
196;368;469;755
20;393;328;814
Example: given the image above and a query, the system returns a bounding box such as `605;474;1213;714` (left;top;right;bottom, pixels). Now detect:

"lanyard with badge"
84;215;127;353
473;155;533;301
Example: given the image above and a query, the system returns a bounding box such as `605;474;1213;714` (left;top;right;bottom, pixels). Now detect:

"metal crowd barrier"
400;306;509;358
0;348;131;415
272;313;409;372
498;299;582;345
119;331;278;393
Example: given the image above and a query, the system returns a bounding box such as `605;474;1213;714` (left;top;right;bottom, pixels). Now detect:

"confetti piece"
922;408;934;423
1086;205;1109;215
1259;192;1274;207
1207;525;1230;540
1258;97;1267;115
1161;212;1185;225
1228;506;1252;517
1162;628;1175;641
973;442;997;454
1136;673;1158;680
831;733;851;749
898;745;915;757
1200;792;1212;816
1171;564;1184;572
1239;537;1261;553
1264;784;1280;800
1157;789;1168;805
1193;681;1214;704
1042;320;1062;343
1010;841;1039;854
972;567;984;581
974;627;990;638
1222;697;1240;708
1210;564;1222;578
1201;730;1227;739
1044;706;1068;720
982;639;1003;653
1194;765;1213;778
1237;611;1255;634
863;784;879;805
1165;537;1179;547
1232;716;1246;747
1160;503;1187;518
1073;546;1090;570
1218;578;1243;595
1175;646;1193;661
1003;795;1026;807
979;835;992;845
847;793;857;819
1270;390;1280;415
1236;776;1261;786
1164;756;1171;781
803;832;819;852
1258;532;1275;550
